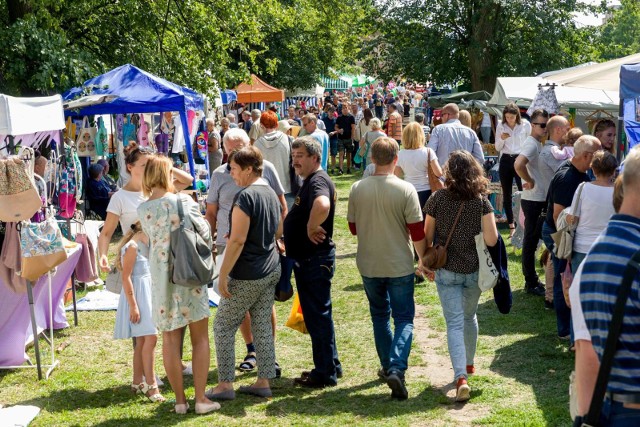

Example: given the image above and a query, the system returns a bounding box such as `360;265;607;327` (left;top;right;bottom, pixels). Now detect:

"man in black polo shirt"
284;136;341;388
541;135;601;340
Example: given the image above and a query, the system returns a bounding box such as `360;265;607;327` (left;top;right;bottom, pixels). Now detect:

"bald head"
547;116;570;143
442;103;459;120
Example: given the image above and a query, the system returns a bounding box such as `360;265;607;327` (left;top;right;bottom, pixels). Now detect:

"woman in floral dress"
138;155;218;415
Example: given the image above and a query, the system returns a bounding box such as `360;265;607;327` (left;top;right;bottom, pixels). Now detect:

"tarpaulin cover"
62;64;204;115
0;94;65;135
220;90;237;105
62;64;205;178
235;74;284;103
621;62;640;100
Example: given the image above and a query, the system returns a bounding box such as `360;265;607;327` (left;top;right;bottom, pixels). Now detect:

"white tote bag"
475;221;499;292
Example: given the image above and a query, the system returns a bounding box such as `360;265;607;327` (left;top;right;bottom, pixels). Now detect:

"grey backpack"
170;194;217;287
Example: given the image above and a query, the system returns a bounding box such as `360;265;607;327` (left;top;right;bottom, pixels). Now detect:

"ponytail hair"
115;221;143;271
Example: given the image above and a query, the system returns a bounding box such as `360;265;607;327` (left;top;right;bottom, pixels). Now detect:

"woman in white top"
395;122;443;213
98;146;194;271
567;151;618;272
495;103;531;237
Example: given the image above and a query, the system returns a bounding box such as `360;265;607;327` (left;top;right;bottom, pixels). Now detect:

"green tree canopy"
0;0;373;97
362;0;596;92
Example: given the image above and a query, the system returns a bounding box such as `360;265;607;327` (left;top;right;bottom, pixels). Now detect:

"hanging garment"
75;232;98;283
0;222;28;293
527;87;560;116
57;144;83;219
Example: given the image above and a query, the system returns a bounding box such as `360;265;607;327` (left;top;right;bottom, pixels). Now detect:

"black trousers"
499;154;522;225
520;199;546;288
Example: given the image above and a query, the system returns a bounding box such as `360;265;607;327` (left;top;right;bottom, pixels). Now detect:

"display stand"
2;274;60;380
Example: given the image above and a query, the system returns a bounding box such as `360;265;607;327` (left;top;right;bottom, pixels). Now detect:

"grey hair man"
284;136;341;388
249;109;263;144
541;135;601;340
205;127;286;377
301;114;329;170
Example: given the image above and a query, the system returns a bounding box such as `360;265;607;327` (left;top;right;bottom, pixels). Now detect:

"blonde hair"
142;155;175;197
459;110;472;128
402;122;425;150
115;221;143;272
370;117;382;131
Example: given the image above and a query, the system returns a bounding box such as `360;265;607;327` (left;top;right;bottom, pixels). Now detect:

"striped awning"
321;76;351;90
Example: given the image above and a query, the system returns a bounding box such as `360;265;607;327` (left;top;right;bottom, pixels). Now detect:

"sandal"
508;223;516;239
139;381;166;402
131;382;143;395
238;352;257;372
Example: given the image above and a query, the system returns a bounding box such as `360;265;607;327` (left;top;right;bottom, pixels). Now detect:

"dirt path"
412;303;492;426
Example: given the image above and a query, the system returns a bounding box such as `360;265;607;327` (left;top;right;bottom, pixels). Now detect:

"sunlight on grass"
0;170;573;426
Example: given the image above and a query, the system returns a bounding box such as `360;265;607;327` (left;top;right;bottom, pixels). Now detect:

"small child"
114;221;165;402
551;144;574;160
551;127;583;160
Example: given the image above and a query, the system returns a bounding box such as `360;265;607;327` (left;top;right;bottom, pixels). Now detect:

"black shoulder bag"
577;249;640;427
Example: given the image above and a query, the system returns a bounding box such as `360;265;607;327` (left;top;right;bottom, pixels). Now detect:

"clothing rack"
0;251;60;380
63;210;85;327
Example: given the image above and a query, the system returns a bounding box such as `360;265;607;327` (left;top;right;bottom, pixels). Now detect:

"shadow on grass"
265;380;443;419
477;278;572;426
342;284;363;292
489;334;572;426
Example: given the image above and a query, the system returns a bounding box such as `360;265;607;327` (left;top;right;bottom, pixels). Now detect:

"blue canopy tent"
620;62;640;154
62;64;205;178
220;90;237;105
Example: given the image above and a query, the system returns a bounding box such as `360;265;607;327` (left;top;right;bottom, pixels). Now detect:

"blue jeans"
435;269;482;381
293;248;341;384
599;398;640;426
362;274;415;375
571;251;587;273
541;221;572;338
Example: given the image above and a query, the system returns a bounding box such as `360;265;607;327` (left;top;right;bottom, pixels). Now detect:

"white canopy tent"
285;85;325;98
543;53;640;92
486;77;618;124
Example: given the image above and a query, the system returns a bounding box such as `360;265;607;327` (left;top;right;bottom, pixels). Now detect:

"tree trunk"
6;0;32;24
467;1;502;92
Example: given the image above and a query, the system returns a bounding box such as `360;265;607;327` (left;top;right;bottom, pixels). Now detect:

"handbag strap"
583;249;640;425
571;182;586;217
444;202;465;249
176;193;185;231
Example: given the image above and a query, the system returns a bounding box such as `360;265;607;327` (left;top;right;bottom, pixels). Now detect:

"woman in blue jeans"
423;151;499;402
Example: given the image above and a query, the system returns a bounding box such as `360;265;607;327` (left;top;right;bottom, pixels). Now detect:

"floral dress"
137;193;211;332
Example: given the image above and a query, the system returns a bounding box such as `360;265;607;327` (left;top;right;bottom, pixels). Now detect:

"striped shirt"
580;214;640;393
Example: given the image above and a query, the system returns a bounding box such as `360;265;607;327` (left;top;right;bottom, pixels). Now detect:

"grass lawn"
0;170;574;426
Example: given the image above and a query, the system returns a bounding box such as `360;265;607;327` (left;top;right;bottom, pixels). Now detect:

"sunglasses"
532;122;547;129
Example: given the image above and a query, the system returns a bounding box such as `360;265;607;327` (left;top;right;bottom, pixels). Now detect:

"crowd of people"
94;89;639;425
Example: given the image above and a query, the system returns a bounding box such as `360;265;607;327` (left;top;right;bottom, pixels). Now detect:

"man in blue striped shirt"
576;146;640;424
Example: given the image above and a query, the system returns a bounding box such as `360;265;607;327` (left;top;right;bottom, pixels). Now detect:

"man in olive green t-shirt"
347;136;426;401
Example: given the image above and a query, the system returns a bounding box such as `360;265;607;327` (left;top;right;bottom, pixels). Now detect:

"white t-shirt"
571;183;615;254
569;262;590;341
106;189;147;231
519;136;546;202
396;147;437;192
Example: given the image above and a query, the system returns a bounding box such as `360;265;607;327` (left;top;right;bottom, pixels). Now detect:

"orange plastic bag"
285;293;307;334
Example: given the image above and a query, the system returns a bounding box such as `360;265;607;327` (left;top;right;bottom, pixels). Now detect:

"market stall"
0;94;83;379
235;74;285;104
62;64;206;179
620;62;640;154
